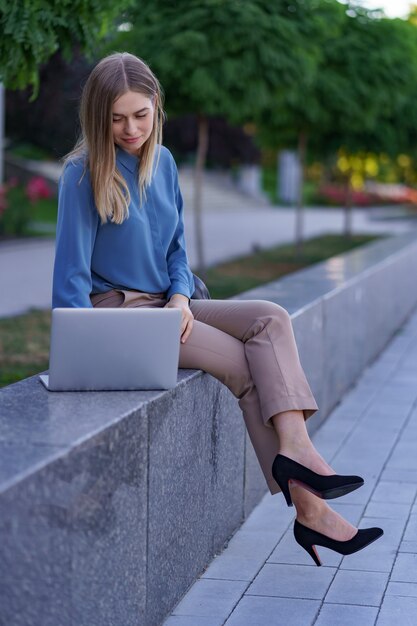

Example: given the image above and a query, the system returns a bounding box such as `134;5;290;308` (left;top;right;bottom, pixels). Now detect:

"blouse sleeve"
165;158;195;301
52;161;99;308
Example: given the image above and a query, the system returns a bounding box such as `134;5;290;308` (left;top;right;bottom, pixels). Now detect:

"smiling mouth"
123;137;141;142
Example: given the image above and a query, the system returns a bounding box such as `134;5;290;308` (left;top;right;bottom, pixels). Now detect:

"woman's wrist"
169;293;190;305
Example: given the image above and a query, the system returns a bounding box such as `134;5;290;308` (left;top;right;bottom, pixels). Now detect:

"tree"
256;2;417;242
317;8;417;235
108;0;314;275
0;0;133;93
255;0;347;252
0;0;134;183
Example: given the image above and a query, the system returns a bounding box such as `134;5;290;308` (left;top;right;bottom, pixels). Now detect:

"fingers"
164;300;194;344
180;311;194;344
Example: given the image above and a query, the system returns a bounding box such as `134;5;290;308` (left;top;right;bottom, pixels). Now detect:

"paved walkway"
1;166;415;316
163;307;417;626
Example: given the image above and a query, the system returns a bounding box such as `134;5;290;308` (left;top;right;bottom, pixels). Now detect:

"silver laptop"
39;307;182;391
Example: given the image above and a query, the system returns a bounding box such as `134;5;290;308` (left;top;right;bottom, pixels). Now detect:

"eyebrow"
112;107;149;116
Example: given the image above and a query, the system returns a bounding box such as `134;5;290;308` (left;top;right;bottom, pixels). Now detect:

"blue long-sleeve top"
52;145;195;308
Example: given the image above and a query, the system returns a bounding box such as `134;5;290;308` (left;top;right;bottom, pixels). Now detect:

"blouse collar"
116;146;140;173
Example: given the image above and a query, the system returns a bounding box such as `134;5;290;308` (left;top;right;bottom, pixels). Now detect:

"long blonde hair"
65;52;165;224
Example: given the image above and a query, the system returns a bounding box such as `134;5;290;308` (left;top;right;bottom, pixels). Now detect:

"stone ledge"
1;231;417;626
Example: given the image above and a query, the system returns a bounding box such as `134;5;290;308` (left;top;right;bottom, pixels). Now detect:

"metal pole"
0;82;4;185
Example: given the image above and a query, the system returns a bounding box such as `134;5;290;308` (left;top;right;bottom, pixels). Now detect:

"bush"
0;176;54;236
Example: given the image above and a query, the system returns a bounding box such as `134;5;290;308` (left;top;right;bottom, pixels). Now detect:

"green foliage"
257;3;417;159
9;142;52;160
0;0;134;94
319;11;417;157
106;0;315;125
0;177;56;236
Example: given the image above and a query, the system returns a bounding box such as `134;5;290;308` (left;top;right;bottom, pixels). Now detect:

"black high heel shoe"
272;454;364;507
294;519;383;566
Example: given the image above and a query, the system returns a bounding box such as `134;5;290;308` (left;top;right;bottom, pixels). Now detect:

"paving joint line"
313;329;417;622
219;516;296;625
374;480;417;623
325;334;417;469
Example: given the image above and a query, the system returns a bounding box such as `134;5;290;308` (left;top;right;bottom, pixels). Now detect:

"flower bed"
0;176;55;237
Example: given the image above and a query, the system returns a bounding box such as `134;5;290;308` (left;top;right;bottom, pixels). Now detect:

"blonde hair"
65;52;165;224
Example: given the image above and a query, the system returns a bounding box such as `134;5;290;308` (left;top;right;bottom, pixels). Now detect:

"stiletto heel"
278;478;293;507
272;454;364;507
304;542;322;566
293;519;383;567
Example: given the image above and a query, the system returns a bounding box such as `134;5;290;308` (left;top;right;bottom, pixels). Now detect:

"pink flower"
25;176;52;203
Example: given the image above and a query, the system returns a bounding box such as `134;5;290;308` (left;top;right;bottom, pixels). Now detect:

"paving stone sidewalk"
163;307;417;626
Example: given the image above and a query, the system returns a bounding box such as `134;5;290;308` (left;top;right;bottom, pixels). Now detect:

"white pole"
0;82;4;185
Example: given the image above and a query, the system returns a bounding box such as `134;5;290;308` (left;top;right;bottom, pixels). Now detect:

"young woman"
52;52;383;565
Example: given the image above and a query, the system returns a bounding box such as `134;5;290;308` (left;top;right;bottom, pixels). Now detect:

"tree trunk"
344;174;353;238
193;115;209;278
295;130;307;257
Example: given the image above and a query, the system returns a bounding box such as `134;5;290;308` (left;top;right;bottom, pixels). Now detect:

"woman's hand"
165;293;194;344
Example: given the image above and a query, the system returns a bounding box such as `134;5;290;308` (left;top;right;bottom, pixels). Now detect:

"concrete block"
171;579;247;619
399;540;417;553
291;301;324;414
164;617;223;626
224;595;320;626
386;581;417;597
325;570;388;605
243;431;268;517
201;528;280;582
247;563;336;599
391;553;417;583
364;502;411;520
377;595;417;626
146;378;245;626
372;481;417;508
315;603;378;626
0;412;148;626
241;492;293;535
380;467;417;484
403;512;417;537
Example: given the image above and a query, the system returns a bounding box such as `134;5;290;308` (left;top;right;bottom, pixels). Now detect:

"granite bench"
1;230;417;626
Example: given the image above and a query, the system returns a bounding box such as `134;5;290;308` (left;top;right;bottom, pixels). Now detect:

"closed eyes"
113;113;147;122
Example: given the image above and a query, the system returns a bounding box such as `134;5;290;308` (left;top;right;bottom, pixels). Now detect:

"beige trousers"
91;289;318;494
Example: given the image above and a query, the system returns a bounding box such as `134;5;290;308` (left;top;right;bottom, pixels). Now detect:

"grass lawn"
0;233;380;387
206;233;379;299
0;309;51;387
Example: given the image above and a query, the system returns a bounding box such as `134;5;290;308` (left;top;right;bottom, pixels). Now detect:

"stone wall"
1;232;417;625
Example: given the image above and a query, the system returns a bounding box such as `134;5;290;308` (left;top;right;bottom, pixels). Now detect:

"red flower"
25;176;52;203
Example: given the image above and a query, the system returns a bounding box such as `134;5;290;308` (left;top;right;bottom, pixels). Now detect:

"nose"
124;117;137;135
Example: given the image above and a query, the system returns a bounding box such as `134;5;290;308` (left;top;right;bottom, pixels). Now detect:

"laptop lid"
45;307;181;391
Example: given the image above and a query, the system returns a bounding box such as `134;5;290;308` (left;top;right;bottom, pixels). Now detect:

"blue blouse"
52;145;195;308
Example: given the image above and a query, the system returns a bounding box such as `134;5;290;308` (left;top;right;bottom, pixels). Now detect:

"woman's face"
112;90;155;155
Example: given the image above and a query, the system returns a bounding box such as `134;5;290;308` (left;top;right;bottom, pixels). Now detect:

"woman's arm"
52;161;99;308
164;156;195;342
165;158;195;302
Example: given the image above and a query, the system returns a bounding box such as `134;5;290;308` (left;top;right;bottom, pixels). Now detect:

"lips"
123;137;141;143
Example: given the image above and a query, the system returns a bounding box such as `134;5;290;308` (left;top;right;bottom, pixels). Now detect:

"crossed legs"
183;299;359;541
93;291;380;556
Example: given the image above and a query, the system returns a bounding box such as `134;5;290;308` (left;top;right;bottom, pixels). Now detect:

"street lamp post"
0;82;4;185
